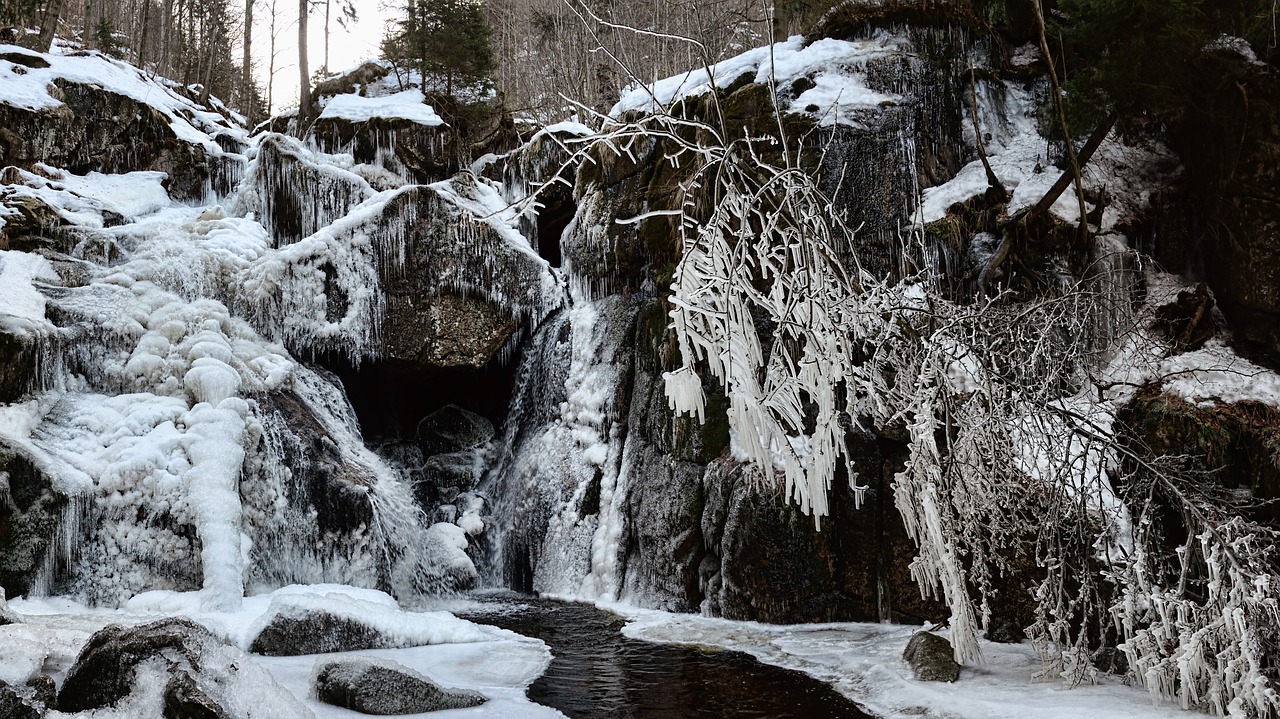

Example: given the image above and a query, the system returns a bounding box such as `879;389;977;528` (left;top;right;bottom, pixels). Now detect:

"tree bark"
242;0;254;116
39;0;64;51
323;0;329;72
298;0;312;123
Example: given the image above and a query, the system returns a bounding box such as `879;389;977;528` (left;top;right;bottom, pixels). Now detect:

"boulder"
902;631;961;682
248;611;391;657
313;657;486;715
0;80;211;200
0;683;38;719
58;617;308;719
58;617;212;712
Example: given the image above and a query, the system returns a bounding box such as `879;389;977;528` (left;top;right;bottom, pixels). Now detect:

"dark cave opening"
315;352;520;444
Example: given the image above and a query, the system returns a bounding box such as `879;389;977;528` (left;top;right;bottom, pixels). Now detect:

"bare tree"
297;0;312;121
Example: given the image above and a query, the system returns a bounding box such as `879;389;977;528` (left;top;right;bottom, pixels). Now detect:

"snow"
917;79;1176;229
1157;339;1280;407
618;607;1190;719
4;585;561;719
0;249;58;331
318;89;445;126
0;44;244;151
612;34;904;127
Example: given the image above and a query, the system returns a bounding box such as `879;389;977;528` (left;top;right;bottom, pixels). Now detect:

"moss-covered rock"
1118;388;1280;524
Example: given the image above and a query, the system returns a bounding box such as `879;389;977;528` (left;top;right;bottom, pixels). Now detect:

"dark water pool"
463;596;872;719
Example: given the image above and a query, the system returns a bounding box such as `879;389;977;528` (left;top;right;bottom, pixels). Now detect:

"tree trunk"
323;0;329;72
242;0;254;116
267;0;277;115
82;0;91;46
160;0;173;76
136;0;150;69
298;0;312;122
39;0;64;51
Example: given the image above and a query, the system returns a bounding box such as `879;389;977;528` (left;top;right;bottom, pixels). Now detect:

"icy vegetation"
560;29;1280;716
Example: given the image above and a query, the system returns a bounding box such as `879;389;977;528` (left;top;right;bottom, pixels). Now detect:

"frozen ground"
4;586;565;719
616;606;1191;719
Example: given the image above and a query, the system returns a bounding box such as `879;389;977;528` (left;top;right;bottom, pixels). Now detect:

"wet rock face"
902;631;960;682
1174;53;1280;363
253;386;375;536
0;80;210;200
0;444;63;599
0;332;36;404
819;25;970;280
313;658;487;715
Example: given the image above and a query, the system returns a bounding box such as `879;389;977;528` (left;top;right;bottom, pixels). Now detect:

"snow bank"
1157;339;1280;407
918;79;1176;229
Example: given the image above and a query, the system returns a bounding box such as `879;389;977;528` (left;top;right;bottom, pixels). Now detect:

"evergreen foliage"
385;0;496;97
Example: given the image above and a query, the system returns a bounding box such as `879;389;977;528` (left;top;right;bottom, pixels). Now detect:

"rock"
313;657;486;715
416;405;494;456
1118;389;1280;525
902;631;961;682
251;134;373;244
58;617;213;712
0;331;37;404
162;672;231;719
0;683;38;719
248;611;390;656
24;677;54;711
251;386;375;536
312;62;393;100
58;617;308;719
0;443;64;600
0;587;14;626
0;80;211;201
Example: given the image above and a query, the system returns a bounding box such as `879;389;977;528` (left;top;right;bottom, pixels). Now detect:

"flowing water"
463;596;872;719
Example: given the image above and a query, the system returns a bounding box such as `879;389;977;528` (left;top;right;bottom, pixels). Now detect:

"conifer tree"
386;0;495;97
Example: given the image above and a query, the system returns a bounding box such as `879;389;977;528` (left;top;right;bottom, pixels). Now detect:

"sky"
255;0;394;112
